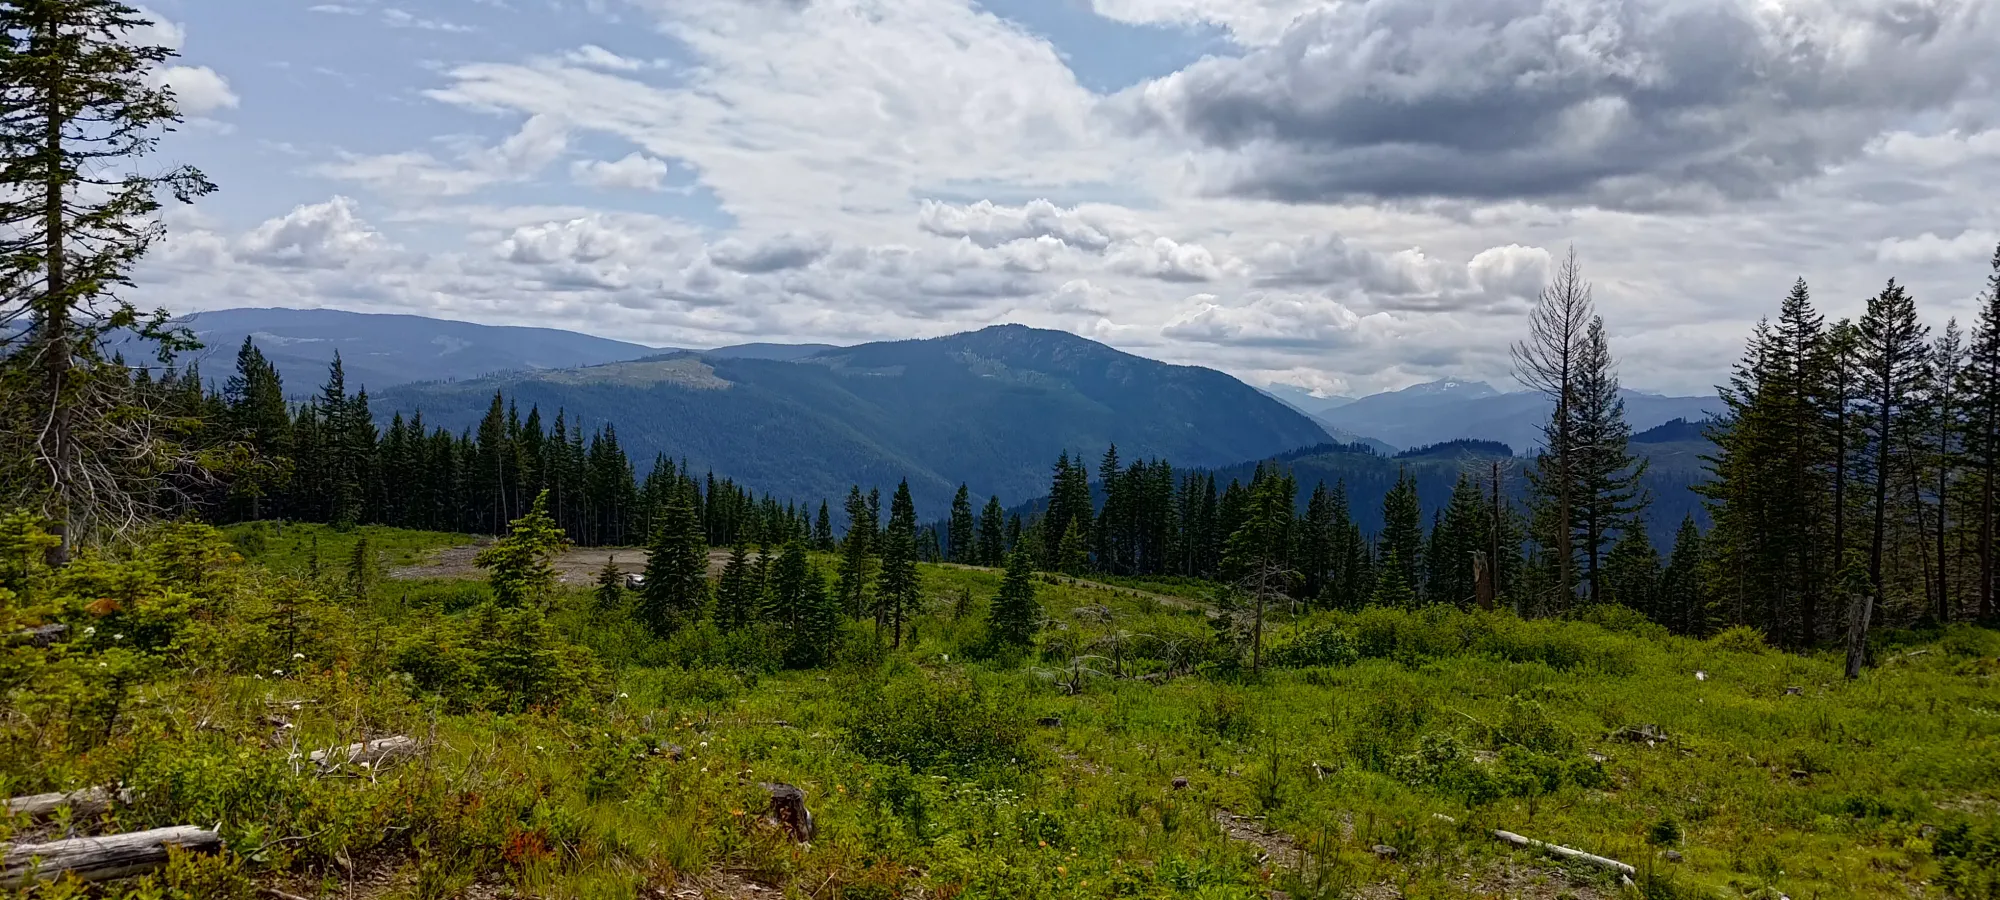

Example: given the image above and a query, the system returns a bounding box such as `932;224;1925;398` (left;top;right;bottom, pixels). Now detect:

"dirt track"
389;543;732;585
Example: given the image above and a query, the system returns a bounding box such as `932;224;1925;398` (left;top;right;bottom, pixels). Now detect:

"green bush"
1265;624;1359;668
845;672;1026;773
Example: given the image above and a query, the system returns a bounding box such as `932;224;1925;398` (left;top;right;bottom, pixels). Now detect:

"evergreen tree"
1222;472;1293;670
977;495;1006;566
1514;247;1596;613
638;490;709;638
835;486;875;617
1603;527;1661;616
947;484;975;564
1299;482;1336;602
1425;473;1485;608
1657;515;1709;635
1055;519;1089;577
1963;244;2000;622
715;541;756;631
875;480;920;647
222;337;291;520
813;501;834;552
1570;316;1650;604
0;0;216;552
1849;279;1930;678
475;489;570;609
1375;468;1423;606
347;533;377;599
1922;319;1965;623
987;547;1041;648
592;556;625;613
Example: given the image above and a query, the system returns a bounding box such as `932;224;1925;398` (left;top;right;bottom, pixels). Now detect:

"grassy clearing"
3;523;1995;900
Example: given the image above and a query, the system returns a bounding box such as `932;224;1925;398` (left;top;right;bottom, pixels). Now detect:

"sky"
136;0;2000;397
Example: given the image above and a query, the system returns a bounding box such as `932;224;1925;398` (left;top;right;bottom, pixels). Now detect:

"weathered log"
1492;829;1635;877
760;783;813;842
4;786;131;820
302;735;417;771
0;825;221;887
5;623;66;647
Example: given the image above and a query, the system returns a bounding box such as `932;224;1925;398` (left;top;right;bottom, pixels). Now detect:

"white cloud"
1108;236;1237;283
317;114;569;196
562;45;649;71
1876;231;2000;266
571;152;673;191
236;197;389;268
154;65;238;116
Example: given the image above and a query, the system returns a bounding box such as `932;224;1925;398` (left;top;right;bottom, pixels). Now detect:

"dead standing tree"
1511;247;1595;616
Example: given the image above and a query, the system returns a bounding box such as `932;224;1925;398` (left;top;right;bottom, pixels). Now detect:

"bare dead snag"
4;785;132;820
1492;829;1635;877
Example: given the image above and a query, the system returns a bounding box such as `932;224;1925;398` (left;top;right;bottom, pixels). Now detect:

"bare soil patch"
388;544;732;586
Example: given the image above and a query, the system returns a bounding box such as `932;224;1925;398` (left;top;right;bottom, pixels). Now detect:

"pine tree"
638;490;709;638
715;541;756;631
813;501;834;552
1375;468;1423;606
1849;279;1930;678
1222;472;1293;670
948;484;975;564
987;547;1041;648
875;480;920;647
223;337;291;520
1922;319;1965;623
977;495;1006;565
0;0;217;552
347;533;377;599
1425;473;1485;608
475;489;570;609
1299;483;1336;602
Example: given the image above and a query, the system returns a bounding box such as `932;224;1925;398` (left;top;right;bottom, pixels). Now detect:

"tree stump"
760;783;813;842
1;825;221;887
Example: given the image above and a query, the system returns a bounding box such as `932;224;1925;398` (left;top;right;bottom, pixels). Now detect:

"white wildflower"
292;653;305;660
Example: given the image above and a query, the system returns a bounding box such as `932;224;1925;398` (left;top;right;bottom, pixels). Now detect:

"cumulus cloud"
153;65;238;115
917;199;1124;251
1119;0;2000;208
571;152;674;191
497;216;642;265
236;197;388;268
1163;290;1366;348
1108;236;1237;282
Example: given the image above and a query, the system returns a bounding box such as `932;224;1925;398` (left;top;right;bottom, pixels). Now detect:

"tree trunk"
4;786;129;820
1844;585;1875;680
1473;551;1495;611
303;735;416;772
1492;829;1634;877
1;826;221;888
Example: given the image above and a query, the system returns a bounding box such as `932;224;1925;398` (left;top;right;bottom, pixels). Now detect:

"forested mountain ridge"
372;324;1335;513
1318;377;1719;451
160;307;668;395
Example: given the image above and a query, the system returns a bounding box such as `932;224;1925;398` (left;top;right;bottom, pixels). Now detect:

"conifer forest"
0;4;1996;900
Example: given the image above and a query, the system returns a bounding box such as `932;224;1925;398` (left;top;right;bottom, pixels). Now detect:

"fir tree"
1657;515;1709;635
1514;247;1596;613
948;484;975;564
1963;243;2000;622
0;0;217;552
638;490;709;639
1055;519;1089;578
715;541;756;631
987;547;1041;648
1570;316;1649;604
592;556;625;613
475;489;570;609
977;495;1006;565
1375;468;1423;606
813;501;834;552
347;533;376;600
875;480;920;647
1222;472;1293;670
1603;527;1661;616
835;486;875;617
1849;279;1930;678
1425;473;1486;608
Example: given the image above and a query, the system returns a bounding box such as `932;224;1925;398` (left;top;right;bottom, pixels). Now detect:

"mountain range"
159;308;844;397
1312;378;1720;453
372;324;1334;513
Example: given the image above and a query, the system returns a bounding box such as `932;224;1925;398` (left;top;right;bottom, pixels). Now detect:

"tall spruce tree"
1657;515;1709;635
1222;472;1293;670
715;540;757;632
835;486;875;618
1849;279;1930;678
1375;468;1423;607
638;490;709;639
977;495;1006;566
1569;316;1650;605
875;480;920;647
1425;473;1486;608
1603;527;1662;617
1922;320;1965;623
987;546;1040;648
475;490;569;609
947;484;975;564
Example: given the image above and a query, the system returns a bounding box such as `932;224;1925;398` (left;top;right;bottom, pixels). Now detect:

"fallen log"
0;825;221;887
5;786;132;820
301;735;417;771
1492;829;1635;877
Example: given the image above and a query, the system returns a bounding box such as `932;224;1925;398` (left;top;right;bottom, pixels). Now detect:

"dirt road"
389;543;733;586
